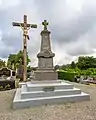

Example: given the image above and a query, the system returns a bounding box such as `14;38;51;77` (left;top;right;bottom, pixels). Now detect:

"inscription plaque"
43;86;55;92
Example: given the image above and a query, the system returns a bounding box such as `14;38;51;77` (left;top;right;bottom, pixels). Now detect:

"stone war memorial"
34;20;58;80
13;17;90;109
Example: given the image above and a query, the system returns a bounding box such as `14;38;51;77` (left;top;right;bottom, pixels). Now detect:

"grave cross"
42;20;49;30
12;15;37;81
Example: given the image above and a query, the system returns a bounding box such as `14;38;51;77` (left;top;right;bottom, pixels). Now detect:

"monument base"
34;70;58;80
13;80;90;109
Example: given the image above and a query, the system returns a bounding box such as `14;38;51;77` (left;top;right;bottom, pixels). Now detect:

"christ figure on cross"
12;15;37;82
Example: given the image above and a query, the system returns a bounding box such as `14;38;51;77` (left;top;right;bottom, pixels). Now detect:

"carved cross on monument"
42;20;49;30
12;15;37;81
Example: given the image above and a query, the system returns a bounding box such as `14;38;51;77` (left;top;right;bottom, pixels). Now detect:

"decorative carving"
37;52;55;58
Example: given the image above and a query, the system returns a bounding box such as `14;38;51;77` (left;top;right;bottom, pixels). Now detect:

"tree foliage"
70;61;76;69
7;50;31;70
76;56;96;70
59;56;96;70
60;64;71;70
0;59;6;68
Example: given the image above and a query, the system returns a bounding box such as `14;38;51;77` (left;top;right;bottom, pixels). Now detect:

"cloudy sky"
0;0;96;66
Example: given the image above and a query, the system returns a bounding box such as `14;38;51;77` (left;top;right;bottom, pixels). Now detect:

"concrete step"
21;88;81;99
31;80;62;84
21;85;27;93
27;82;74;91
13;88;90;109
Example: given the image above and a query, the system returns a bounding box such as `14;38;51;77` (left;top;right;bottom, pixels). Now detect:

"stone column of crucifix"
12;15;37;81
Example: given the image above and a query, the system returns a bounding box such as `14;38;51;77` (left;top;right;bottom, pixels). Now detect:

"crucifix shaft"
12;15;37;82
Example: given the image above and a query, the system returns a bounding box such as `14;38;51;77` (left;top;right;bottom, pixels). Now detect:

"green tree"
60;64;71;70
70;61;76;69
76;56;96;70
7;54;17;69
0;59;6;68
27;66;31;72
16;50;31;65
7;50;31;70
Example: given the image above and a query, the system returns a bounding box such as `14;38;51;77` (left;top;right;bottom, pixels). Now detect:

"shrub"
0;86;3;90
5;84;11;90
85;69;92;76
58;70;78;82
0;80;15;90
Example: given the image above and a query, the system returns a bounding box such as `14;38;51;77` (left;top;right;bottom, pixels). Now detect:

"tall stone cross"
42;20;49;30
12;15;37;82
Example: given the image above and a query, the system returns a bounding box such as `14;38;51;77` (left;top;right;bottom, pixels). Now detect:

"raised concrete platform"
13;81;90;109
21;88;81;99
27;82;74;91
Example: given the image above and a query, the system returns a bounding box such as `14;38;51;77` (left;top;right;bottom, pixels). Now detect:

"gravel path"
0;82;96;120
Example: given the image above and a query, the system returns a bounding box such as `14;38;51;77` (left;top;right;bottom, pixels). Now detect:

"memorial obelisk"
34;20;58;80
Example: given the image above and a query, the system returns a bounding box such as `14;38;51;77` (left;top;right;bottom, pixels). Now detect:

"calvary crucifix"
12;15;37;81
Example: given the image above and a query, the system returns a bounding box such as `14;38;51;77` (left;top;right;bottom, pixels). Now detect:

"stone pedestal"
34;71;58;80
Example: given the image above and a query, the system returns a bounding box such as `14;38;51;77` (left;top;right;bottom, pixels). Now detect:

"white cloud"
66;0;84;12
0;0;20;9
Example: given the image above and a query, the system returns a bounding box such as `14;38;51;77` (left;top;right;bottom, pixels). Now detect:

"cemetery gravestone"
29;70;34;80
0;67;15;90
0;67;11;78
